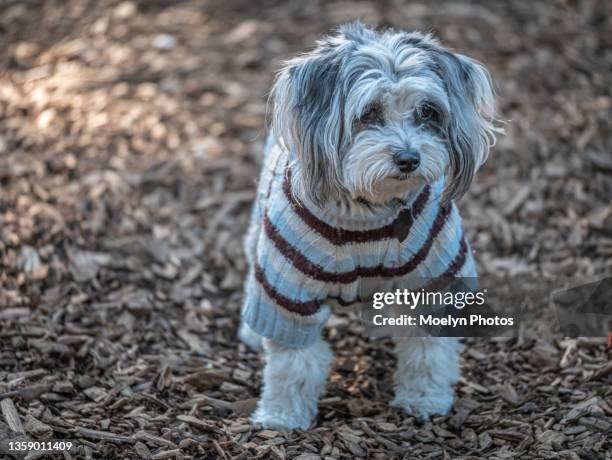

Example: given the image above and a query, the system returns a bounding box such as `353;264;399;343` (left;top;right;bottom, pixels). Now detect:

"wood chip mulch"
0;1;611;459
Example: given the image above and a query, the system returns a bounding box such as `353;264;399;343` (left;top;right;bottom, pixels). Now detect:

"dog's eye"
417;104;438;123
359;104;383;125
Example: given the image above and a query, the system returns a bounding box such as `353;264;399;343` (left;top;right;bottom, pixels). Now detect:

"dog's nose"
393;150;420;173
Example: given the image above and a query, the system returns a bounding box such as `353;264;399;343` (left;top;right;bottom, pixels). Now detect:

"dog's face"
272;22;499;206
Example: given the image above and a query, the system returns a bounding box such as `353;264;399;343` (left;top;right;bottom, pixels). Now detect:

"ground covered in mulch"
1;0;611;459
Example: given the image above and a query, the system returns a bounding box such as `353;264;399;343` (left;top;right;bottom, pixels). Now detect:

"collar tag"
393;208;413;241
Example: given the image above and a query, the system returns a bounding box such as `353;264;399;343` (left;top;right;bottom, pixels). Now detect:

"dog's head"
271;22;499;206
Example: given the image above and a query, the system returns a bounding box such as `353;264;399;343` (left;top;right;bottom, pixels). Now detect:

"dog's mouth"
389;173;411;181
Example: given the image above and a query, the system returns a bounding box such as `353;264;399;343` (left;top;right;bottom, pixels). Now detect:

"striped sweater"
242;136;477;348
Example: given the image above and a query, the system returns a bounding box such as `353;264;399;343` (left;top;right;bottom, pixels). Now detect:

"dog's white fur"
391;337;463;419
251;337;334;430
238;322;263;350
241;22;499;430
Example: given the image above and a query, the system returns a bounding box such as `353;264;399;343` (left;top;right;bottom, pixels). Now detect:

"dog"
239;22;499;430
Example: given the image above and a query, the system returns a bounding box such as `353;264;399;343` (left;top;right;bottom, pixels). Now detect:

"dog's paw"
251;407;313;431
238;323;263;351
391;391;454;421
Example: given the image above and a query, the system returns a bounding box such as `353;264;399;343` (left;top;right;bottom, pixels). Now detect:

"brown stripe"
263;202;452;284
442;237;468;277
329;294;362;306
341;203;451;278
264;150;287;200
263;213;359;283
419;237;469;293
254;263;322;316
332;235;468;307
283;170;430;245
389;203;452;277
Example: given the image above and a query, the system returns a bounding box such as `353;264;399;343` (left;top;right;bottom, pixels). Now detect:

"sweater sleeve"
241;205;331;348
241;264;331;348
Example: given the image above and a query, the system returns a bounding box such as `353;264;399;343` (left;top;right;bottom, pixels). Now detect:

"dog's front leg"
251;336;334;430
392;336;463;420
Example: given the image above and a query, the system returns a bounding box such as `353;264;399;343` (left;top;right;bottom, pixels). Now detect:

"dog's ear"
431;49;499;202
270;34;352;206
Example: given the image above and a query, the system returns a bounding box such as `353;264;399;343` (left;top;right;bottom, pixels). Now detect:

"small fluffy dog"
240;22;499;430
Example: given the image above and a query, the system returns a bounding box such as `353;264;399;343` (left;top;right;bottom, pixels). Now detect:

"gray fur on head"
271;22;500;207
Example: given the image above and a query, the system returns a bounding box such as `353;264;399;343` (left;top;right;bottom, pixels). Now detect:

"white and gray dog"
239;22;499;430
